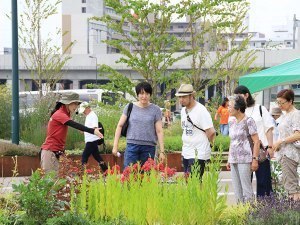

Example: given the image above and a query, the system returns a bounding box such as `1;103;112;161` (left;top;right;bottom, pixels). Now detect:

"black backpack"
97;122;105;148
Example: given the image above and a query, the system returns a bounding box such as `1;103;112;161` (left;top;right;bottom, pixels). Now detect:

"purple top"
228;116;257;163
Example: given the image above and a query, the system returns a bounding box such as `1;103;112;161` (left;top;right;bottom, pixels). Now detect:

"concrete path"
0;171;257;206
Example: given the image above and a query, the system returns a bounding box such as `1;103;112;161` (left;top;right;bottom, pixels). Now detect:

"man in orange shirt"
214;97;229;136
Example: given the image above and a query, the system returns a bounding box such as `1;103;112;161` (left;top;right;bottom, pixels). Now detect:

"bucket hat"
58;92;82;105
175;84;196;96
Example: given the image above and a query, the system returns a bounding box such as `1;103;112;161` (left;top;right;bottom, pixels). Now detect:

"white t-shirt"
245;104;274;147
84;111;100;143
181;102;213;160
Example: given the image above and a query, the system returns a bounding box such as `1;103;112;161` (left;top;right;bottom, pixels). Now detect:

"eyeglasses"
275;100;288;106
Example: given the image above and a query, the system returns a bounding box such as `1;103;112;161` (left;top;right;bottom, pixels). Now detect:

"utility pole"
293;14;300;49
11;0;19;144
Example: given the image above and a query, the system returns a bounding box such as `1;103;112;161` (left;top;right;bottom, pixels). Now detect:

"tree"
177;0;256;97
18;0;73;97
212;0;257;96
96;0;190;105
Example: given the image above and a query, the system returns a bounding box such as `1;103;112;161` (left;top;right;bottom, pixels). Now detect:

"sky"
1;0;300;51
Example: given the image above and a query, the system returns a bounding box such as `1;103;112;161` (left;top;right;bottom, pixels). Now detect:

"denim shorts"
124;143;156;169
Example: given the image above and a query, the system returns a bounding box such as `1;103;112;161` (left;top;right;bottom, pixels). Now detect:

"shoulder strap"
127;103;133;118
245;117;254;149
259;105;262;117
185;108;205;133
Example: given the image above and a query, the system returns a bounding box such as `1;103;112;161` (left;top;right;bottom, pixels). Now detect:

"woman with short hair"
273;89;300;200
112;81;165;168
226;95;260;202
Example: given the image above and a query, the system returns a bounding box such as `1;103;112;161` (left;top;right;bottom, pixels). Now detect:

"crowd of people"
40;82;299;202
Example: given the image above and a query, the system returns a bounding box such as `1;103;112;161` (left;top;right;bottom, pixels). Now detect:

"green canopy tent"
239;58;300;93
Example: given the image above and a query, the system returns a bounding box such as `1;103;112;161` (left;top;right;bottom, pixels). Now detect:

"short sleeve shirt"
245;104;274;147
123;103;162;146
277;109;300;163
228;116;257;163
84;111;99;143
217;106;229;124
41;105;70;151
181;102;214;160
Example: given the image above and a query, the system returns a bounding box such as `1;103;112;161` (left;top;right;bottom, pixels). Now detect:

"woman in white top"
273;89;300;201
234;85;274;197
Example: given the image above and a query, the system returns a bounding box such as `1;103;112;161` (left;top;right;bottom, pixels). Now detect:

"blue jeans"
124;143;156;169
220;124;229;136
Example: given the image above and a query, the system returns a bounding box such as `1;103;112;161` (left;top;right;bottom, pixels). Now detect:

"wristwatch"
252;156;259;161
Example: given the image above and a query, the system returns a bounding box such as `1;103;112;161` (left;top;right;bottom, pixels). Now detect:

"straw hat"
175;84;196;97
58;92;82;105
271;107;282;116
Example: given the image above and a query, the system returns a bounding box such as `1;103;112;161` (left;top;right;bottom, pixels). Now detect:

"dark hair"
234;85;255;107
221;97;229;107
135;81;152;96
233;95;246;113
51;102;63;116
277;89;294;103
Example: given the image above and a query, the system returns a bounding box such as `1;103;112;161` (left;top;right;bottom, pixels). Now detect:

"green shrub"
218;204;250;225
0;139;40;156
213;135;230;152
12;171;67;225
46;212;94;225
164;135;182;152
0;85;12;139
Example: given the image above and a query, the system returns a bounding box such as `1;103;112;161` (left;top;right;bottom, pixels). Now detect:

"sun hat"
58;92;82;105
78;101;90;114
271;107;282;116
175;84;196;97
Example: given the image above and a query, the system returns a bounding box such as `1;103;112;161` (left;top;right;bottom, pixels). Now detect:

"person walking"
234;85;274;197
78;102;108;172
175;84;216;179
112;81;165;168
226;96;260;203
215;97;229;135
273;89;300;201
41;92;103;174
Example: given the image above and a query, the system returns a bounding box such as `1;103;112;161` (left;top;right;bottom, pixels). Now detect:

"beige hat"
58;92;82;105
175;84;196;96
78;101;90;114
271;107;282;116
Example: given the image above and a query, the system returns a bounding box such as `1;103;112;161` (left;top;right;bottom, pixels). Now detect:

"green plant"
218;204;250;225
12;171;67;225
0;139;40;156
246;195;300;225
164;135;182;152
213;135;230;152
0;85;12;139
270;160;285;196
70;159;228;225
46;212;94;225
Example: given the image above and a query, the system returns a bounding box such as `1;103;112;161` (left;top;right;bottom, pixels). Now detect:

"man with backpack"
78;102;108;172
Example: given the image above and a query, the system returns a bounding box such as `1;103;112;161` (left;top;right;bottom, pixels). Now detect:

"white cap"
78;101;89;114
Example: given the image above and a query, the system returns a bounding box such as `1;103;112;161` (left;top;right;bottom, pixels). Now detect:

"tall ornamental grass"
0;85;12;139
70;159;228;224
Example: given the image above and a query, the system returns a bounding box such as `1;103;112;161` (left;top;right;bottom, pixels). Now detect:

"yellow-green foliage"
70;161;233;225
0;85;12;139
219;203;251;225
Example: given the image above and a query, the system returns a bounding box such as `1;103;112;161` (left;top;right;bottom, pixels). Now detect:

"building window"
82;7;86;13
82;0;86;3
